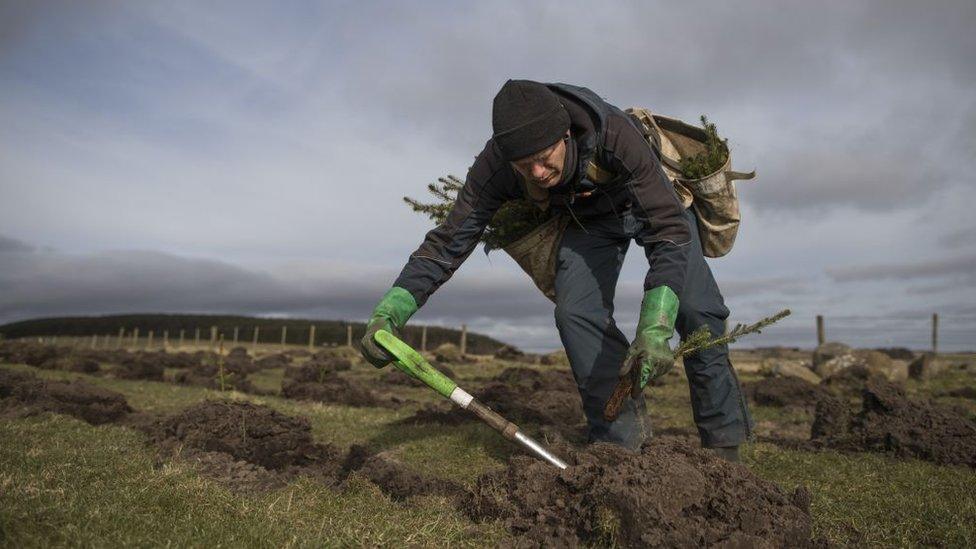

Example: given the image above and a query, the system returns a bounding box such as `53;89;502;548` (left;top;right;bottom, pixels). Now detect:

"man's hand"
360;287;418;369
618;286;679;398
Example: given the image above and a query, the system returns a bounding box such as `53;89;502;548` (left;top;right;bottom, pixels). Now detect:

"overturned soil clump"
745;377;830;409
341;445;464;501
812;379;976;467
401;367;583;436
144;400;343;472
281;373;390;407
144;400;460;498
467;437;816;548
0;368;131;425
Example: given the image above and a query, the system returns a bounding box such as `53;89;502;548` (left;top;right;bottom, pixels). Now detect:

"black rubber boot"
709;446;740;463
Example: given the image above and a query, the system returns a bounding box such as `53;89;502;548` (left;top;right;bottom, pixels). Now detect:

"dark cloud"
0;234;33;253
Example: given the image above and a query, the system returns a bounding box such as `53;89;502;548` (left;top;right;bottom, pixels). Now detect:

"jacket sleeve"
393;145;515;307
603;113;691;297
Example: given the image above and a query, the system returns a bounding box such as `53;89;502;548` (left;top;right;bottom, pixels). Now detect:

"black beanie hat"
492;79;570;161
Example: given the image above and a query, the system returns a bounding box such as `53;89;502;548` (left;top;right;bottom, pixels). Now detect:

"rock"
874;347;916;361
814;353;860;378
764;359;821;385
812;342;850;369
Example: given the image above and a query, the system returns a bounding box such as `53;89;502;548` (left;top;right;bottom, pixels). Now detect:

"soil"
812;379;976;467
940;387;976;400
466;437;817;548
255;353;291;369
401;367;584;435
284;358;353;383
39;356;100;374
341;445;464;501
142;399;460;498
0;368;131;425
281;373;388;407
113;356;165;381
744;377;830;409
142;399;344;472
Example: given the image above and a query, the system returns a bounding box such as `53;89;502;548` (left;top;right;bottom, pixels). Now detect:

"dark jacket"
394;83;691;307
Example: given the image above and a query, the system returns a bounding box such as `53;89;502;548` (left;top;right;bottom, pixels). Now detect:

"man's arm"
393;145;514;307
602;112;691;296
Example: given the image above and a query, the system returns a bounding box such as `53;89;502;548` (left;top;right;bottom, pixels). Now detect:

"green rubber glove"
620;286;679;397
360;287;418;368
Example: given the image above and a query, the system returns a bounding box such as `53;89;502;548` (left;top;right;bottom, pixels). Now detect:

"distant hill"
0;313;510;354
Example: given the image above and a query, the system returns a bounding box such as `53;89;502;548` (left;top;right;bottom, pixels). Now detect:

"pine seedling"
679;115;729;180
404;175;551;251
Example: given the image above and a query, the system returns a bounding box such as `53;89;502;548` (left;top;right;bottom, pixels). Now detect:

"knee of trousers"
554;297;613;332
676;297;728;341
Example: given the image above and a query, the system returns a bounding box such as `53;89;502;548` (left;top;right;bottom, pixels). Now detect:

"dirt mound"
940;387;976;400
401;380;583;437
494;367;577;393
171;370;261;394
255;353;290;369
0;368;131;424
144;400;343;471
812;379;976;467
341;445;464;501
745;377;830;409
39;355;100;373
284;358;353;383
113;355;165;381
281;373;387;407
402;367;583;433
467;437;815;547
0;341;60;367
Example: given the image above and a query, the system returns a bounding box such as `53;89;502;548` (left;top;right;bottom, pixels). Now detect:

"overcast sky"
2;0;974;351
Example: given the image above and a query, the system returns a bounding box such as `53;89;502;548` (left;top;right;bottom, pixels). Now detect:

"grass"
2;358;976;546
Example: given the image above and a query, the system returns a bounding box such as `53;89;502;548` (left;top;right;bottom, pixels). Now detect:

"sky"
1;0;975;352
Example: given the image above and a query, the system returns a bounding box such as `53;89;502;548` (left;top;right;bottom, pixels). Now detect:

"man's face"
510;135;568;189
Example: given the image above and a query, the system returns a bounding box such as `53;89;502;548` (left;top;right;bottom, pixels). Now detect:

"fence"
7;323;472;355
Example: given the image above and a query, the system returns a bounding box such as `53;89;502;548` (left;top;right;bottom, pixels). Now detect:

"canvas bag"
626;108;755;258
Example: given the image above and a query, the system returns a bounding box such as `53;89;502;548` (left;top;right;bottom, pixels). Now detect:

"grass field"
2;352;976;547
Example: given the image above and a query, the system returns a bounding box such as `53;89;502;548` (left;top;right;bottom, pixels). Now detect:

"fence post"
194;328;200;347
816;315;825;346
346;325;352;347
147;330;154;349
117;328;125;349
91;334;98;349
281;326;287;350
132;328;139;348
210;326;217;349
252;326;260;352
932;313;939;354
233;326;239;345
179;329;185;349
308;325;316;351
421;325;428;353
163;330;169;349
460;324;467;355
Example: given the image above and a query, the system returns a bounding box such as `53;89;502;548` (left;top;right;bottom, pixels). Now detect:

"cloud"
827;254;976;282
0;235;33;253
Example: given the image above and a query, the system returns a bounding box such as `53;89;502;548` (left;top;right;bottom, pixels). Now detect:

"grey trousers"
553;208;752;450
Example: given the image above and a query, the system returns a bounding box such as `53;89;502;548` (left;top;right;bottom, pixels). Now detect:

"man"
360;80;752;461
